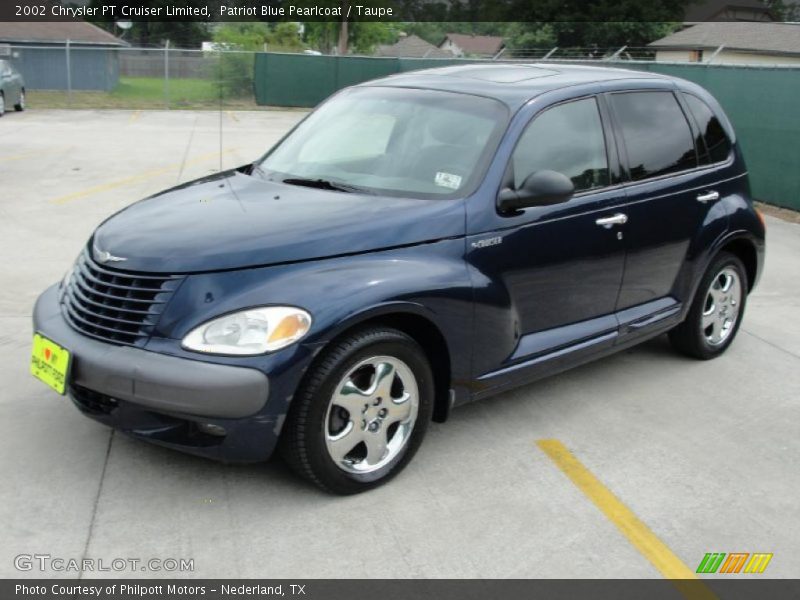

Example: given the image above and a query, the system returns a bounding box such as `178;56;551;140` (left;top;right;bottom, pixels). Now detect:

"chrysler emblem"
93;244;127;263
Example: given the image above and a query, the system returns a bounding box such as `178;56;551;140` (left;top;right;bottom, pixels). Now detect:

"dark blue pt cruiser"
32;64;766;493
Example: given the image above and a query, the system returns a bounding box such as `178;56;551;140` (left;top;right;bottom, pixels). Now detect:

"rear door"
606;89;730;338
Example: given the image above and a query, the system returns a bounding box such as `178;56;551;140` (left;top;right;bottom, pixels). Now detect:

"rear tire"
14;90;25;112
0;92;5;117
280;327;434;494
669;252;748;360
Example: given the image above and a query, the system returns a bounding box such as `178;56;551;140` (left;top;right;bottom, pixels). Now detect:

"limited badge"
434;171;462;190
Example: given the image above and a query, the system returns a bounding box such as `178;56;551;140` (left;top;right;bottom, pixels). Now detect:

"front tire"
669;252;748;360
280;327;434;494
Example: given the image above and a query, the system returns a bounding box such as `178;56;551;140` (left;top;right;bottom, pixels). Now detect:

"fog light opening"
197;422;227;437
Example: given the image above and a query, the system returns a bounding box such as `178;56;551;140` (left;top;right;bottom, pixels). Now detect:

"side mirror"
498;170;575;213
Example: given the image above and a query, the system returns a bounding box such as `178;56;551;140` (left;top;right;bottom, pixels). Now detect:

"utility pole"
337;0;348;55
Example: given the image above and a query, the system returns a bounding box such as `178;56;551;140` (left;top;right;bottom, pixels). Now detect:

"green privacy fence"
253;53;800;210
253;53;464;108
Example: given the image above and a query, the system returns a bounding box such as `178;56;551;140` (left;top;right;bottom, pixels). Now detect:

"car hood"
91;170;466;273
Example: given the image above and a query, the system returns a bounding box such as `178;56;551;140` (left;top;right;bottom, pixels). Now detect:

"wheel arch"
318;305;454;424
718;236;758;292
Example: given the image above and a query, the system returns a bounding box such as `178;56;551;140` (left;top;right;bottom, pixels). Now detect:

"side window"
512;97;609;193
683;93;732;164
609;91;697;181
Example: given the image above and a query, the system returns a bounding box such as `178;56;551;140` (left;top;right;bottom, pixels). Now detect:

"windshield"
257;86;509;199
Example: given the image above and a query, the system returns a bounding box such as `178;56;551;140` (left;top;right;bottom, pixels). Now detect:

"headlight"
181;306;312;355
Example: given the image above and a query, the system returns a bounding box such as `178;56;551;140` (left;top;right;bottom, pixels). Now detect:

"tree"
402;17;683;54
210;23;305;99
765;0;800;20
213;22;305;52
305;21;398;54
505;24;557;50
546;21;682;49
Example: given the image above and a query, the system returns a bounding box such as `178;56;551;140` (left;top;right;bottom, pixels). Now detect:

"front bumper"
33;285;280;462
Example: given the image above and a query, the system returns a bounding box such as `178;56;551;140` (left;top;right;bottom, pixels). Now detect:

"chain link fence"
3;44;260;110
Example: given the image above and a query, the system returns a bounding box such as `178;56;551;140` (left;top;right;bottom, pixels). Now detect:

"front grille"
61;249;184;346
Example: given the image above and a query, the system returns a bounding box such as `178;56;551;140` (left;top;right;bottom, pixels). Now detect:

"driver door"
467;95;629;383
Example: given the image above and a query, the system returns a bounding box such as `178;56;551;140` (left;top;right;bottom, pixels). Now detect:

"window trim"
497;94;615;210
605;89;702;186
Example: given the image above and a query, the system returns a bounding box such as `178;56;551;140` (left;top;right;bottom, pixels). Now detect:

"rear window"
610;91;697;181
682;93;732;164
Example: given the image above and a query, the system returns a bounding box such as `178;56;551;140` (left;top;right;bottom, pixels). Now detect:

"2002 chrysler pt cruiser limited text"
32;64;765;493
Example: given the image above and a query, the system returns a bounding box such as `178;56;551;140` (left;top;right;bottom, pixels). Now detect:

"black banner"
4;580;800;600
1;0;706;23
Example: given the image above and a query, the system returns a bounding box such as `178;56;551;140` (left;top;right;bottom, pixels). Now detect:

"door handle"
697;190;719;203
595;213;628;228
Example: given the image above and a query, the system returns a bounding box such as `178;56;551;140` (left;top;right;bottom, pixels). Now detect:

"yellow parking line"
226;111;239;122
537;440;717;600
129;110;141;122
0;149;62;163
50;149;235;205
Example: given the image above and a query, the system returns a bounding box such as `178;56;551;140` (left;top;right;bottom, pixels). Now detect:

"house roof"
649;22;800;55
375;34;452;59
683;0;773;22
441;33;505;56
0;21;127;46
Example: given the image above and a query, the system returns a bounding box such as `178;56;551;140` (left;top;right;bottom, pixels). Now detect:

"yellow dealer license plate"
31;333;71;395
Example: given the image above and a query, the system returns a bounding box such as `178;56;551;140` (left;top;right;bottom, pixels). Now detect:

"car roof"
360;63;674;110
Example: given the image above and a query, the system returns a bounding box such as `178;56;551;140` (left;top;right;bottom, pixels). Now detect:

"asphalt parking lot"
1;109;799;580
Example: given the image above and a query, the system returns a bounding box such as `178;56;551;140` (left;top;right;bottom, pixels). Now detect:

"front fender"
154;238;473;387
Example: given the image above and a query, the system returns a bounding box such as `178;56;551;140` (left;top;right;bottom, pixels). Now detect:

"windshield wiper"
281;177;374;195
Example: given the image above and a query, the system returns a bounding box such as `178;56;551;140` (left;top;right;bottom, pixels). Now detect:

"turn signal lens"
268;313;310;346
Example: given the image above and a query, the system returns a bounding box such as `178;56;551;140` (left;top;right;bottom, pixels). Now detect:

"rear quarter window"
610;91;697;181
682;93;733;164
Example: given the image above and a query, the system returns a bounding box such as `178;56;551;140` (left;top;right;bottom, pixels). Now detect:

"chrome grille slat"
77;264;165;293
66;283;155;316
60;249;183;347
64;290;157;327
64;302;143;336
85;258;182;281
73;276;166;305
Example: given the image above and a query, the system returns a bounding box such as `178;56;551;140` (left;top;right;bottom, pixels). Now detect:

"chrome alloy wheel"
701;266;742;346
324;356;419;474
0;94;5;114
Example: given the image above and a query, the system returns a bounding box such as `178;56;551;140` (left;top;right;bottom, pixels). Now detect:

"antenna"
219;50;223;173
